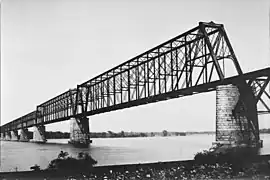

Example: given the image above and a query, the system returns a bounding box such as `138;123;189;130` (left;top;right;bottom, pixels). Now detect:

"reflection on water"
0;134;269;172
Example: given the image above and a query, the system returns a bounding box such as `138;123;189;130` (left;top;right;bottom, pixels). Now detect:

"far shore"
2;130;270;140
9;130;215;139
43;129;270;139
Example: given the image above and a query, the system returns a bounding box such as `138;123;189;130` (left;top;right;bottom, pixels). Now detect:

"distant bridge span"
1;22;269;146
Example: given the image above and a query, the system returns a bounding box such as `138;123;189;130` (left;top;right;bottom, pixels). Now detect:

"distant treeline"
42;130;188;139
23;131;70;139
46;131;70;139
25;128;270;139
259;128;270;133
90;130;188;138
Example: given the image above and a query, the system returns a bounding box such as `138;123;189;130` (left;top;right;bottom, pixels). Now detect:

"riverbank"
1;154;270;180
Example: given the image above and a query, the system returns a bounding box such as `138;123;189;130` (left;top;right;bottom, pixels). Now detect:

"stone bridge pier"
215;84;261;148
19;128;29;142
10;130;19;141
32;125;47;143
69;117;91;147
5;132;11;141
0;133;4;140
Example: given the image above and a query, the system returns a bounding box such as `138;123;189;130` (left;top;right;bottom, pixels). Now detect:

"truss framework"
1;22;269;134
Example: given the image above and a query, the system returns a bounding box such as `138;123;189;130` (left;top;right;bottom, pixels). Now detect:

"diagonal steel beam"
199;22;224;80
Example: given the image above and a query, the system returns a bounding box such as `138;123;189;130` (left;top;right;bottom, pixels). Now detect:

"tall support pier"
32;125;47;143
216;84;262;147
69;117;91;147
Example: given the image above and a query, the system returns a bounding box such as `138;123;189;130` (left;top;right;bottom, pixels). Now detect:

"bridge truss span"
2;111;36;131
1;22;269;135
36;89;78;125
75;22;243;116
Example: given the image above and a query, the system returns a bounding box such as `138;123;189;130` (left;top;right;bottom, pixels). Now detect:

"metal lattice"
1;22;269;133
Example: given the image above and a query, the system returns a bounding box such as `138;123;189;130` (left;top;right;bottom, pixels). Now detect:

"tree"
140;133;146;137
108;131;115;137
120;131;125;137
162;130;168;137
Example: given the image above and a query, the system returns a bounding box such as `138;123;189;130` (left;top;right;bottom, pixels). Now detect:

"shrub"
194;150;218;165
30;164;41;171
217;146;259;172
194;146;259;173
47;151;97;171
58;150;69;159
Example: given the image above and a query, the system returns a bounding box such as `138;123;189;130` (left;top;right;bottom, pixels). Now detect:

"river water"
0;134;269;172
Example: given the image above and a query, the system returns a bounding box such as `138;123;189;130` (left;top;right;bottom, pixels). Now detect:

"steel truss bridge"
1;22;269;140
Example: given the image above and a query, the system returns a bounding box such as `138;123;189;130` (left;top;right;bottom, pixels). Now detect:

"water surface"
1;134;269;172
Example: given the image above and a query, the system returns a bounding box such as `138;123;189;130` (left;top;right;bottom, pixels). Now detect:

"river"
0;134;269;172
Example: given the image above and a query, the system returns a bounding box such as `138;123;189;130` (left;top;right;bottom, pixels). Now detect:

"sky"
1;0;270;133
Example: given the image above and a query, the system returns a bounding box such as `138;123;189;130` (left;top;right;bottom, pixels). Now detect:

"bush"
30;164;41;171
194;146;259;173
58;150;69;159
47;151;97;171
194;150;218;165
218;146;259;172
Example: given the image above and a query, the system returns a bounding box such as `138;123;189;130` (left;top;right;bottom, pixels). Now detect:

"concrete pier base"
69;117;91;147
10;130;19;141
19;128;29;142
5;132;11;141
32;125;47;143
